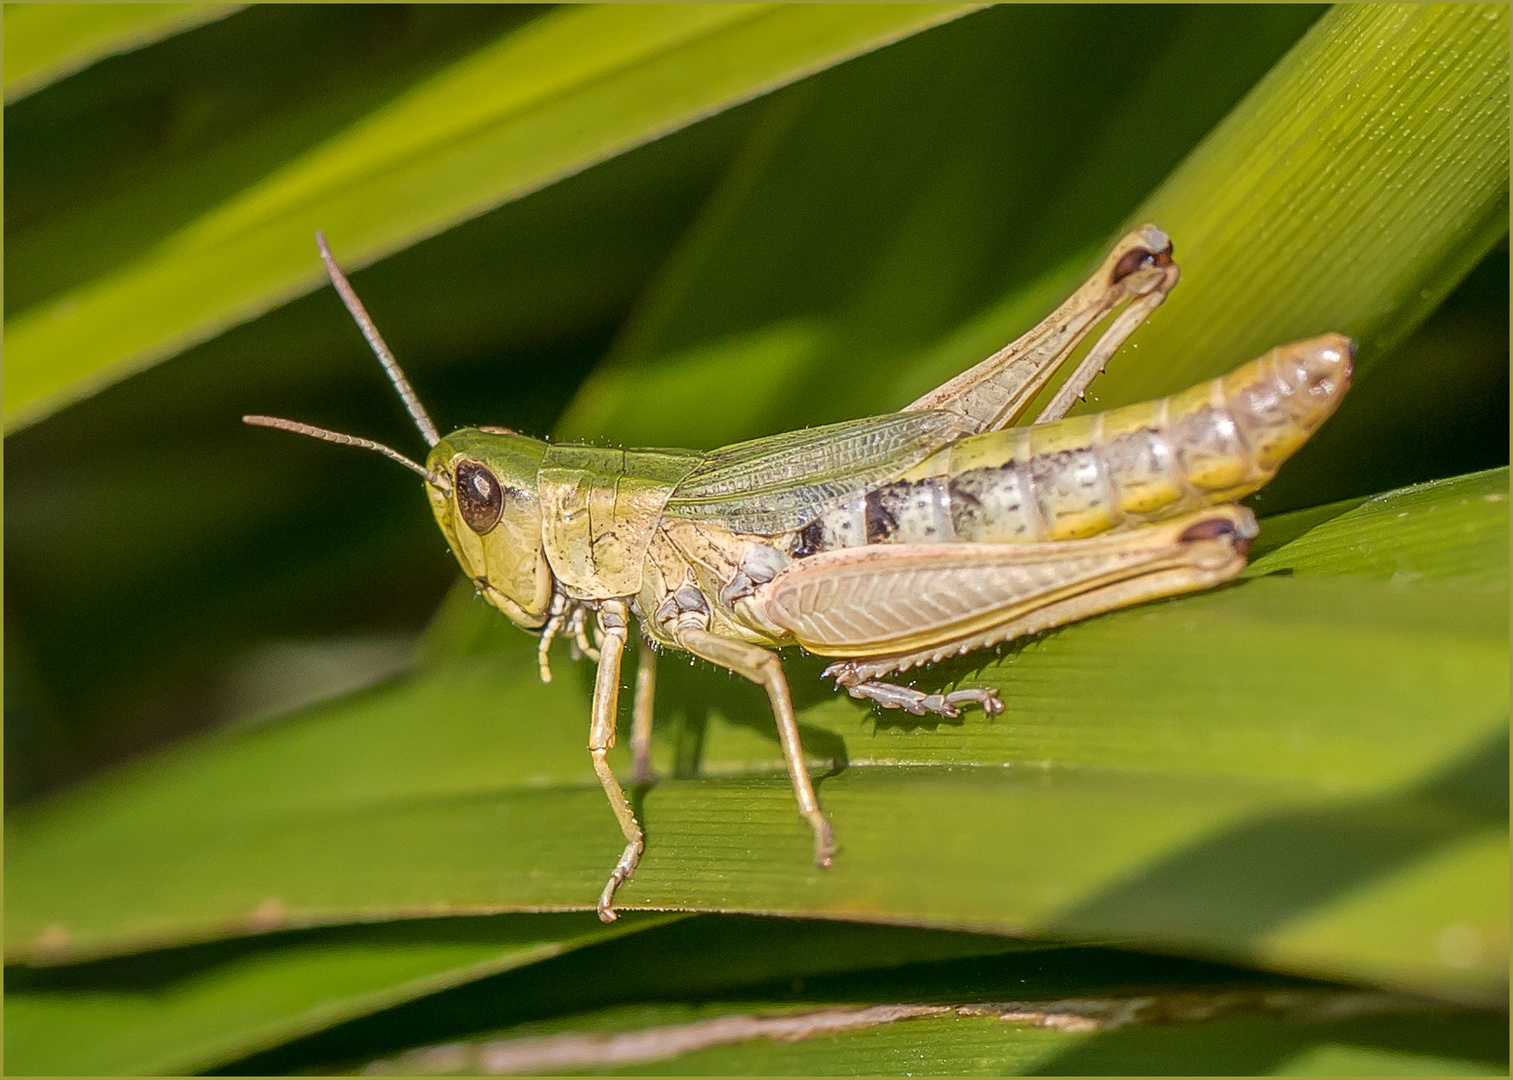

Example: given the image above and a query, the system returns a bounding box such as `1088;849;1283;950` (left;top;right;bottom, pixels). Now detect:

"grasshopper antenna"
315;230;441;448
242;415;440;484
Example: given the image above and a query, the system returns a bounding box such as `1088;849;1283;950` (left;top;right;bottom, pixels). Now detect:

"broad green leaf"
2;912;677;1076
2;3;980;431
559;5;1506;454
2;3;241;103
4;6;549;317
1100;3;1510;402
9;470;1506;1006
559;5;1326;445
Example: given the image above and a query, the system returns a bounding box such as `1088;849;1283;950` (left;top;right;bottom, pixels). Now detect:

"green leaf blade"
2;3;981;432
3;3;242;103
4;912;678;1076
8;472;1505;1006
1105;4;1510;404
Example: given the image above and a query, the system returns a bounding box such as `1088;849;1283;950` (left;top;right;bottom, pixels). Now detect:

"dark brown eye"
455;459;503;534
1110;248;1154;284
1109;243;1173;285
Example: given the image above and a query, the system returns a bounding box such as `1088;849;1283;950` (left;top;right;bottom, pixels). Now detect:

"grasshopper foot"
840;679;1002;719
596;836;645;923
805;809;838;868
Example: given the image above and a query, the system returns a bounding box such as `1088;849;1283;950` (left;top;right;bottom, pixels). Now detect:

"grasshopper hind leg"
835;676;1003;719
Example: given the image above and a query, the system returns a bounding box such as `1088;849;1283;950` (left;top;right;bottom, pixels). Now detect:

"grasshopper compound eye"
455;459;504;534
1109;243;1174;285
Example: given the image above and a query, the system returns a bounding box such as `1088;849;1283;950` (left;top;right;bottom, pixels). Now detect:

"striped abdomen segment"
790;334;1351;554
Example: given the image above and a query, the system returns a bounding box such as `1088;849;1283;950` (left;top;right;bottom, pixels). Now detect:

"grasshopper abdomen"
789;333;1352;554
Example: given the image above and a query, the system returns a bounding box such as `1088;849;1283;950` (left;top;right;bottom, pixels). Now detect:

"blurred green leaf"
6;914;1054;1075
63;915;1496;1075
9;470;1505;1008
558;5;1322;445
2;3;241;103
3;3;980;431
354;998;1507;1076
2;912;677;1076
559;5;1506;450
1104;3;1510;401
4;6;548;316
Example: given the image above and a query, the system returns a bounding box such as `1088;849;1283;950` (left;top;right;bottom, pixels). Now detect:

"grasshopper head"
244;233;558;631
426;429;554;628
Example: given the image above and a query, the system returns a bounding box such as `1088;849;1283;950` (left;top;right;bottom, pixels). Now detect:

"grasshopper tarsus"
597;836;644;922
807;811;838;868
837;678;1003;719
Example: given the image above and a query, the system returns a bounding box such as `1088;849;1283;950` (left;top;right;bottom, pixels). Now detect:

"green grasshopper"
247;225;1352;921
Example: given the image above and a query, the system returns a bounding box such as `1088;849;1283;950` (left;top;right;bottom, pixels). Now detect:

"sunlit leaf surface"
3;3;241;102
4;4;979;430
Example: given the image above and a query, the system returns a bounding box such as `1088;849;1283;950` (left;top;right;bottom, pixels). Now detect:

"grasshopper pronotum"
247;225;1352;920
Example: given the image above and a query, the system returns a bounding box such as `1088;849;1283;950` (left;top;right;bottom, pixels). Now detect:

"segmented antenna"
243;415;432;480
315;230;440;448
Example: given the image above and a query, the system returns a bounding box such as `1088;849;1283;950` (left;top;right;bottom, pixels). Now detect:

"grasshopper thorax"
427;428;554;628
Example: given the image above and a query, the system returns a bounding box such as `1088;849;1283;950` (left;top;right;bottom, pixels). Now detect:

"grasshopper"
246;225;1352;921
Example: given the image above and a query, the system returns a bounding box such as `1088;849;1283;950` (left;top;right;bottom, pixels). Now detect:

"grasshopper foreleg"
568;604;601;663
835;677;1003;719
535;590;570;683
588;601;644;922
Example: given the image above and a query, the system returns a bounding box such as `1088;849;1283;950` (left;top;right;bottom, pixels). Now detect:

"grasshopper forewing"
246;226;1353;920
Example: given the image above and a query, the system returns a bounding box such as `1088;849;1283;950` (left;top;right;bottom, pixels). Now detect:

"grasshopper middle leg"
588;601;644;922
630;638;658;784
671;626;837;868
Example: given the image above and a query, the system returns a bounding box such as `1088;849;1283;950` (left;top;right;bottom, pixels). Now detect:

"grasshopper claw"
945;687;1003;716
807;811;837;868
